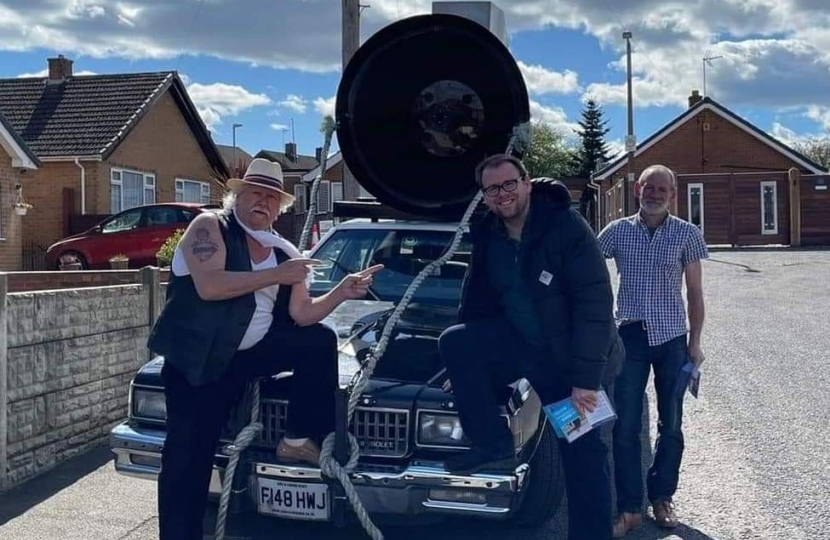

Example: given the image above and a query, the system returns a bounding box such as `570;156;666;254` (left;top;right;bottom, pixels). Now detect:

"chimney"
689;89;703;108
285;142;297;162
47;55;73;82
315;146;323;163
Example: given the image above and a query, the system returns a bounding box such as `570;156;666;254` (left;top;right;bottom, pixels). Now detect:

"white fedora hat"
227;158;295;208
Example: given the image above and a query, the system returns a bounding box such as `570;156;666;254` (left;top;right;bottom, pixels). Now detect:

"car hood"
134;299;458;387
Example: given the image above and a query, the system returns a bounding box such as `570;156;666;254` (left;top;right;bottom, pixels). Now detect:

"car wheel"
509;418;564;527
56;251;88;270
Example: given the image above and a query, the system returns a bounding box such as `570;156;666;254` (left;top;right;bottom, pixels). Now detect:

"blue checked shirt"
597;213;708;346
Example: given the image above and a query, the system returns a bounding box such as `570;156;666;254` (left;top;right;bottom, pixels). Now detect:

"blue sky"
1;0;828;164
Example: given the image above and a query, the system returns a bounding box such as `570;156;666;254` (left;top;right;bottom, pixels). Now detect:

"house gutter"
73;158;86;215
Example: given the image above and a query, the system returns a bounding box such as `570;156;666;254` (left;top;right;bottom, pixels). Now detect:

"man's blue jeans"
613;323;687;513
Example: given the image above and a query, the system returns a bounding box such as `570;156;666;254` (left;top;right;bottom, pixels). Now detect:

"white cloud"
529;100;580;135
770;122;806;146
517;61;580;95
314;96;336;118
278;94;307;114
605;139;626;160
806;106;830;130
270;123;289;131
185;81;271;130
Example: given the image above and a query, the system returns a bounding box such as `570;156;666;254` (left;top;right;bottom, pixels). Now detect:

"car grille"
252;399;409;458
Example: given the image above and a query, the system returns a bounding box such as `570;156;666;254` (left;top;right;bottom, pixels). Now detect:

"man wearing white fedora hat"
148;158;383;540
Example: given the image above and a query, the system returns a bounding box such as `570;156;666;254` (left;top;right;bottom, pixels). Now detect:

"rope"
318;123;531;540
214;121;531;540
214;383;262;540
298;116;337;251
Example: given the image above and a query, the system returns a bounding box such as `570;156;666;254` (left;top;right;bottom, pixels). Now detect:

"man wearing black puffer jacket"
439;154;623;540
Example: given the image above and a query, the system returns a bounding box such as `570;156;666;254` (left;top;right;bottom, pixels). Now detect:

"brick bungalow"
593;91;828;246
0;56;229;268
0;112;40;270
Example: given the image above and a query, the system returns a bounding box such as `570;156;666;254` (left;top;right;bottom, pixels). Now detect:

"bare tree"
793;137;830;170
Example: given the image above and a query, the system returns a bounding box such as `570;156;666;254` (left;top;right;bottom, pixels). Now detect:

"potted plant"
109;253;129;270
58;253;82;271
156;228;185;268
13;202;32;216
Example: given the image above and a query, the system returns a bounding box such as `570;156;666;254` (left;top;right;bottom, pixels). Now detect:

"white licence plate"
257;478;330;521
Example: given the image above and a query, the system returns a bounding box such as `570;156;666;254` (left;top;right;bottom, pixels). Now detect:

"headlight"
132;387;167;421
418;412;470;447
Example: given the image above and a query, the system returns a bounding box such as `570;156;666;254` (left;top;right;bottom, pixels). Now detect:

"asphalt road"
1;249;828;540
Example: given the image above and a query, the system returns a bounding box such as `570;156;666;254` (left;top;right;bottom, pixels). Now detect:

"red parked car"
46;203;219;270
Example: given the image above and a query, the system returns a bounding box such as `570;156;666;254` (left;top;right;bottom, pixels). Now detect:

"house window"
316;180;331;214
175;179;210;204
687;183;704;234
294;184;307;213
760;181;778;235
111;168;155;213
332;182;343;212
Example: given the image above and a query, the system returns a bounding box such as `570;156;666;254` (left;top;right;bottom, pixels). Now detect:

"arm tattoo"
191;227;219;262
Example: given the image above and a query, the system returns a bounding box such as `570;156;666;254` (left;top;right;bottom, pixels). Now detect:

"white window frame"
111;168;155;213
760;180;778;235
293;184;307;213
687;182;705;235
332;182;343;213
175;178;210;204
316;180;331;215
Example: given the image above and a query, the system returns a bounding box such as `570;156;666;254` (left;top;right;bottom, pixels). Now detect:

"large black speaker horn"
336;14;530;219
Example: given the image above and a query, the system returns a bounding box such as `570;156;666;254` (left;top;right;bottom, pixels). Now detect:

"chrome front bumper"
110;421;529;518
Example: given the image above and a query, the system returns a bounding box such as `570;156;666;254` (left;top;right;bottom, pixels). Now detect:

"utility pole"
341;0;361;200
623;31;635;215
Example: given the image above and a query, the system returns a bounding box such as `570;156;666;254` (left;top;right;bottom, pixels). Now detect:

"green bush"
156;228;185;267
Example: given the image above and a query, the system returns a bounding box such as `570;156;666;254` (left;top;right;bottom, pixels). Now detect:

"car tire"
509;418;564;527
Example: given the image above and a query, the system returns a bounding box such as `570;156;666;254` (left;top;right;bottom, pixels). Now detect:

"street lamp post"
232;123;243;175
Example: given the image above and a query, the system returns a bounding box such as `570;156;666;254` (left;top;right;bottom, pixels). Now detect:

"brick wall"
0;153;23;271
0;268;163;490
18;161;101;250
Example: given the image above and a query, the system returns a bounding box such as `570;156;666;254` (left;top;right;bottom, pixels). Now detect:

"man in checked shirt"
597;164;708;537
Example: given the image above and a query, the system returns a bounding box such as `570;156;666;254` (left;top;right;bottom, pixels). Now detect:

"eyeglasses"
482;177;523;197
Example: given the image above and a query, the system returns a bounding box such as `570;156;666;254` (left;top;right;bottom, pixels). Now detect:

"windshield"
309;227;471;307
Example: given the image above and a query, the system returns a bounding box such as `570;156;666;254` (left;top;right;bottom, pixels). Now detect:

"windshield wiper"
326;257;382;301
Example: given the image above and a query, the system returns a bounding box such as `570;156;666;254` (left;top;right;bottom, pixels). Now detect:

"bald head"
638;164;677;188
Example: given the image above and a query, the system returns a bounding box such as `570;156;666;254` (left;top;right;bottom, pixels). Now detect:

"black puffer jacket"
458;178;623;390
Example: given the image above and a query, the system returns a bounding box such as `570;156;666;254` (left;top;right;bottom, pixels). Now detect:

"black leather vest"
147;210;293;386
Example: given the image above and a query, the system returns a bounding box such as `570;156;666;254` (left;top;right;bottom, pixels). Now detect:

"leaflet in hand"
675;362;701;399
542;390;616;443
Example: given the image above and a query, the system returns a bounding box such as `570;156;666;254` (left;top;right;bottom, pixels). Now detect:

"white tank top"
171;246;279;351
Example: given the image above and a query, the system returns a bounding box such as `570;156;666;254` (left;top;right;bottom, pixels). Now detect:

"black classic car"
110;219;564;527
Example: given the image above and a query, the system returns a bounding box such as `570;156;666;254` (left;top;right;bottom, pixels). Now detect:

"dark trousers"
439;318;612;540
613;323;687;513
158;323;338;540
